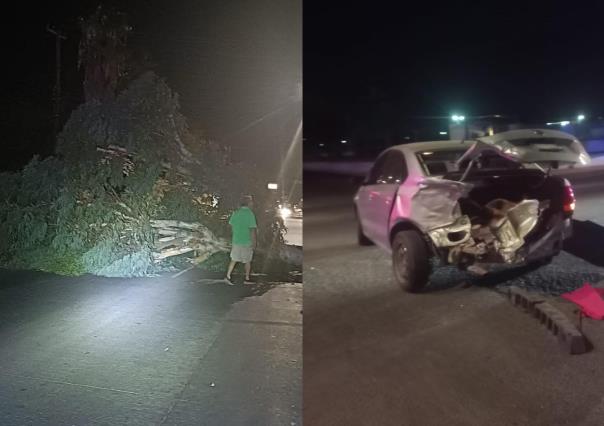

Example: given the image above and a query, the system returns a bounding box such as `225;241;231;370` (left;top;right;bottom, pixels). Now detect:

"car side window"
365;154;387;185
377;151;407;184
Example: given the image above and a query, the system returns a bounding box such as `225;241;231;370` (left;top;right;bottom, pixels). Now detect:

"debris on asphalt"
210;382;216;387
164;347;170;352
428;252;604;295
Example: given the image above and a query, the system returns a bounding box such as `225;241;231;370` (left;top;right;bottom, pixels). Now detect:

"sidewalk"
162;281;302;425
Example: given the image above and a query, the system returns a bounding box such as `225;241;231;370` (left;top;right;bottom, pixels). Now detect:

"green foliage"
0;157;65;261
56;71;192;170
83;242;154;277
158;188;203;222
9;247;85;276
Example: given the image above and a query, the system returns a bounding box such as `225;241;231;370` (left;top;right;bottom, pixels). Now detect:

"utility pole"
46;25;67;137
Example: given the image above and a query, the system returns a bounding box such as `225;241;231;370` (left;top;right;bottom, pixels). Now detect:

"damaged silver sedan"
354;129;587;292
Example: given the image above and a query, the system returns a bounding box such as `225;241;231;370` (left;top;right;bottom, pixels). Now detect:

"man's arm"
250;228;257;248
249;211;258;248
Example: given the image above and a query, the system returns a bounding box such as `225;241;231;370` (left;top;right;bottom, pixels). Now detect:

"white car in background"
354;129;588;292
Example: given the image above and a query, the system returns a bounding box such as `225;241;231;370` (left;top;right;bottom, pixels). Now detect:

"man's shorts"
230;244;254;263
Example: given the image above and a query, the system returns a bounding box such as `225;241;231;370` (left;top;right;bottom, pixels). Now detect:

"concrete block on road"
535;302;587;354
559;324;588;355
508;288;588;355
534;303;566;332
508;286;546;314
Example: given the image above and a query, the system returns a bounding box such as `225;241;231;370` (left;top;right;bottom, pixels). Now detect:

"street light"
278;205;292;219
560;121;570;127
577;114;586;122
341;140;348;144
451;114;468;139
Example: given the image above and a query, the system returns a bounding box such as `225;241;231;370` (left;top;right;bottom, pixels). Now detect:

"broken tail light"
563;179;575;214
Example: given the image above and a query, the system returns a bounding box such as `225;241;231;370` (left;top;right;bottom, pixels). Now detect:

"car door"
371;151;407;248
356;154;387;243
356;150;407;249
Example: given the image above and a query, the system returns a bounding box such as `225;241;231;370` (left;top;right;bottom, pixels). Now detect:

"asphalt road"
304;170;604;426
0;269;302;425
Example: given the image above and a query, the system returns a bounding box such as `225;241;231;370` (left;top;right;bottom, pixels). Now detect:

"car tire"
392;230;431;292
357;222;374;246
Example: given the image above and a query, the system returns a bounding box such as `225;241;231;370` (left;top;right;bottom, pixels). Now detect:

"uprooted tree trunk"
150;219;229;264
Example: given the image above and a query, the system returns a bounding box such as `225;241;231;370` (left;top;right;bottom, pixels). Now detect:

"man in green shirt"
225;195;258;285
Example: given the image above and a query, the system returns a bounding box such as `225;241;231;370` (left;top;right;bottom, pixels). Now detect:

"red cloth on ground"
561;283;604;320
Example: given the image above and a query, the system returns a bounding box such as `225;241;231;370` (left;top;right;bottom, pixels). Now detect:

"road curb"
507;286;588;355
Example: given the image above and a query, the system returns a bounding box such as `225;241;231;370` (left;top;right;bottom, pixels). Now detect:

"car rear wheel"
392;230;431;292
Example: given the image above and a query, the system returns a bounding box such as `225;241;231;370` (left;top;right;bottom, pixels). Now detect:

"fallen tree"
0;71;285;277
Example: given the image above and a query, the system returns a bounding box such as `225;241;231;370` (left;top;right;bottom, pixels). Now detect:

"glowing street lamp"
279;205;292;219
451;114;468;139
577;114;586;122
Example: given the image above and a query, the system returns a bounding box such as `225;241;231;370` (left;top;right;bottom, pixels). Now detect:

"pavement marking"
0;370;140;395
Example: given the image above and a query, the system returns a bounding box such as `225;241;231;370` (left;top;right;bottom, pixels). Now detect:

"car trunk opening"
450;169;566;264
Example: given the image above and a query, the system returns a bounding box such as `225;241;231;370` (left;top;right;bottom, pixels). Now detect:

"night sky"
1;1;301;180
304;1;604;142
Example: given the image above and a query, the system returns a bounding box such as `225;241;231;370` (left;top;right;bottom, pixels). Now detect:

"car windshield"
417;148;520;176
